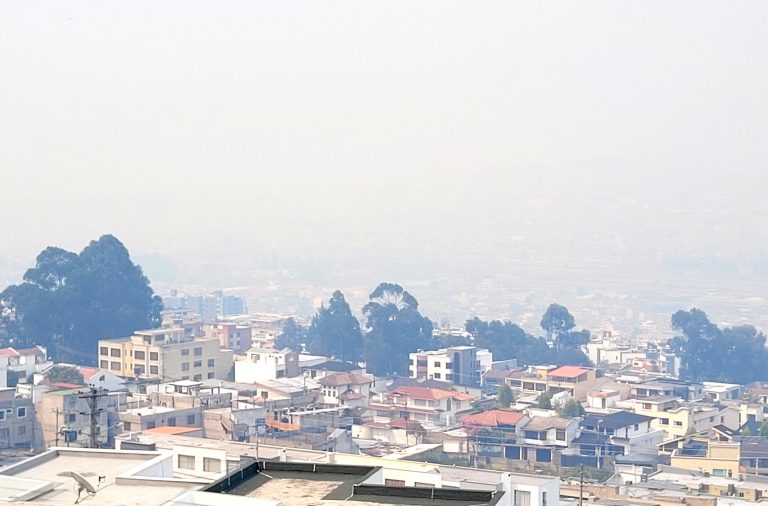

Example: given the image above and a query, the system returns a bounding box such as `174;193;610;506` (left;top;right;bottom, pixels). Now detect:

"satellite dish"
71;471;102;503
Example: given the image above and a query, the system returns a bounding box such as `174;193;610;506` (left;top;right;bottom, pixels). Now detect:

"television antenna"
70;472;104;504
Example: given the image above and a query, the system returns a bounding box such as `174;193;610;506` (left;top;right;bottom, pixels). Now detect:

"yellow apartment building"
634;396;739;439
98;329;233;382
670;441;741;478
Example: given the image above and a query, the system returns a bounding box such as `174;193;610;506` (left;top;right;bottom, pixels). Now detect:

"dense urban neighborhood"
2;255;768;506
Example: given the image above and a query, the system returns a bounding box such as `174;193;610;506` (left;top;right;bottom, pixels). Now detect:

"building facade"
409;346;491;387
98;328;233;382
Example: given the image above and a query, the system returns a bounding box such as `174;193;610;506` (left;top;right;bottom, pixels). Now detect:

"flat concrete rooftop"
205;461;502;506
0;448;204;505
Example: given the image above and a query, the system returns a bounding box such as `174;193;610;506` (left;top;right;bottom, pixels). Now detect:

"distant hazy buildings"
97;328;233;382
409;346;491;387
163;289;247;322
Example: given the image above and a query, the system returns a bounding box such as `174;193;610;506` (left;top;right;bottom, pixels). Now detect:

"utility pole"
79;387;107;449
579;464;584;506
53;408;61;447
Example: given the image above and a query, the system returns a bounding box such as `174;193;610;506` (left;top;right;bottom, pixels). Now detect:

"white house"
318;372;373;408
368;386;476;429
235;348;327;383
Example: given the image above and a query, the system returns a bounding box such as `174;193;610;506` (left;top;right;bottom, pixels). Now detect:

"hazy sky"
2;1;767;286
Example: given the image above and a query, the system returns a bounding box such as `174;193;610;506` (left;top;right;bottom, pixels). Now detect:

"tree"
670;309;768;383
670;308;721;382
46;365;85;385
466;316;592;368
537;391;553;409
362;283;434;376
275;317;305;352
559;398;585;418
496;383;514;408
743;425;752;437
760;421;768;438
307;291;363;362
0;235;163;363
540;303;575;339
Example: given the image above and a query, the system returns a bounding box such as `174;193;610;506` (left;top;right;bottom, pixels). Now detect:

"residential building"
0;387;41;450
0;345;52;388
506;416;580;464
164;291;247;322
670;440;741;478
318;372;373;408
506;365;599;401
234;348;326;382
368;386;475;429
119;404;203;433
204;322;252;354
581;411;663;453
97;328;233;382
633;396;740;439
36;387;122;448
409;346;491;387
303;359;366;380
702;382;742;402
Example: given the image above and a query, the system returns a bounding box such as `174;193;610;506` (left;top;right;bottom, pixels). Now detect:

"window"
203;457;221;473
633;424;639;431
0;428;8;439
556;429;566;441
446;374;453;381
182;363;190;371
100;347;108;356
434;373;441;379
193;360;202;368
0;411;5;421
181;376;189;380
674;421;683;427
134;350;145;360
434;361;441;367
385;479;405;487
150;352;158;361
68;413;76;423
514;490;531;506
207;358;215;367
123;422;132;431
709;416;715;422
193;374;202;381
660;418;669;425
111;362;121;371
100;360;108;369
168;417;176;426
542;492;547;506
445;363;452;369
17;407;27;418
642;403;651;410
99;375;105;381
181;349;190;356
194;347;203;356
146;421;156;429
110;348;121;357
414;482;435;488
207;372;214;379
150;365;158;374
187;414;196;424
178;454;195;470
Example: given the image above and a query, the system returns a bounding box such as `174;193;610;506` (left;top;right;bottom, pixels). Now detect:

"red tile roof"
318;372;373;386
462;410;527;427
15;347;44;356
78;367;101;380
391;386;475;401
0;348;20;357
549;366;590;379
